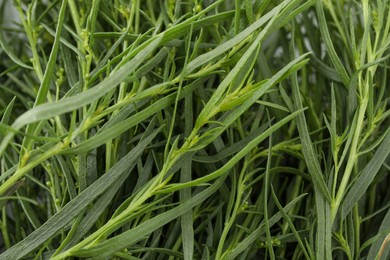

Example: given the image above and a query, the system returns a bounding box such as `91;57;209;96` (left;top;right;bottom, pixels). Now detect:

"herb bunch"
0;0;390;259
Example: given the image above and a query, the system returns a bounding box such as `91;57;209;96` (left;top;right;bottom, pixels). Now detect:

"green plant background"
0;0;389;259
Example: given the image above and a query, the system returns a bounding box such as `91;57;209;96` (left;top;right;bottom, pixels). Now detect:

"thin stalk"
332;93;368;221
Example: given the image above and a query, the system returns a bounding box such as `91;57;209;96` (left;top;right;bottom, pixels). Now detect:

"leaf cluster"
0;0;389;259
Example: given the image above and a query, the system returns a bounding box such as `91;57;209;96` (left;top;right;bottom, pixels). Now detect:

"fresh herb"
0;0;389;259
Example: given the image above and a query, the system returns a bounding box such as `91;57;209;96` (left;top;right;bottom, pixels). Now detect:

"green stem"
332;96;368;222
216;166;245;259
54;156;179;259
0;142;64;196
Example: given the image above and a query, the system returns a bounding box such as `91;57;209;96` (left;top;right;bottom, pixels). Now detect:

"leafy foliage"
0;0;389;259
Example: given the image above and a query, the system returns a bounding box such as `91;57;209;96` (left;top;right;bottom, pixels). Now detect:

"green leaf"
341;130;390;219
58;173;227;259
291;67;332;202
0;128;160;259
225;194;307;259
315;0;350;86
